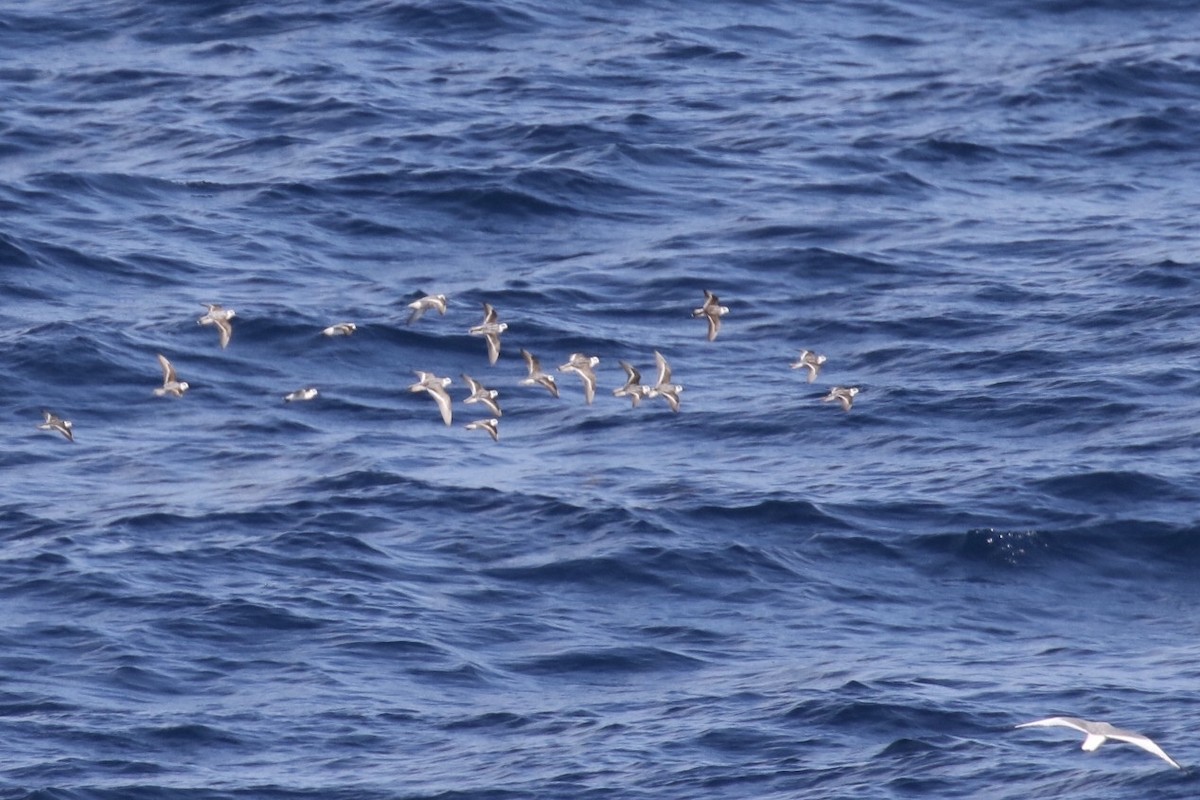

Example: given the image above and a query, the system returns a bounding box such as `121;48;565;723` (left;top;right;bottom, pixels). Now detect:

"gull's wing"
1107;730;1182;769
485;332;501;365
481;302;497;324
1015;718;1093;734
462;373;482;395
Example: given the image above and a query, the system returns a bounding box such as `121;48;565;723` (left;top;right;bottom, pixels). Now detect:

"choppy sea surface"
3;1;1200;798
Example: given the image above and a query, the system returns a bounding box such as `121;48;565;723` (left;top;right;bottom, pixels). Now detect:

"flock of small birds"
31;293;1191;773
35;290;863;444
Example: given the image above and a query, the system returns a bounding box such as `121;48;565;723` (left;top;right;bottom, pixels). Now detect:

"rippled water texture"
2;1;1199;798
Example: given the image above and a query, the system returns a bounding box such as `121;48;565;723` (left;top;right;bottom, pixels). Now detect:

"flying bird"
1015;716;1182;770
37;410;74;442
822;386;859;412
520;349;559;397
409;371;453;426
613;360;651;407
153;354;189;397
692;289;729;341
469;303;508;365
465;417;499;442
284;387;319;402
462;373;502;417
407;294;448;325
558;353;600;404
790;350;827;383
646;350;683;412
198;303;235;349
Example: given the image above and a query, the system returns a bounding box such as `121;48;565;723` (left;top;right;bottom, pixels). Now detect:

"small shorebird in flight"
198;303;235;349
469;303;508;365
284;387;319;402
646;350;682;412
558;353;600;404
692;289;728;342
462;373;502;417
822;386;859;412
154;354;189;397
38;410;74;442
520;349;559;398
790;350;827;383
613;361;651;407
410;371;453;426
407;294;447;325
465;417;499;442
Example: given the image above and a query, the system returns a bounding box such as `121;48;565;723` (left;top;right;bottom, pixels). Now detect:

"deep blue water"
3;1;1200;798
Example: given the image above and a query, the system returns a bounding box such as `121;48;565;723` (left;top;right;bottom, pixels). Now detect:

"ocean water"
2;1;1200;798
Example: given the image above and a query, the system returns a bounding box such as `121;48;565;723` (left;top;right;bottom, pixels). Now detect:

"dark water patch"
331;637;449;662
1034;53;1200;105
63;68;191;104
408;660;496;687
372;0;538;38
0;694;75;717
405;178;583;221
915;529;1054;568
1117;258;1196;291
805;169;933;198
785;695;976;738
875;736;939;757
0;507;67;541
210;134;310;160
733;246;913;284
667;498;849;533
694;725;783;756
1034;470;1193;506
809;533;908;565
107;508;288;538
442;711;530;732
727;222;840;244
22;238;190;288
0;235;38;271
896;137;1003;164
479;121;620;157
507;644;704;678
193;41;258;58
874;311;1006;341
918;521;1200;582
133;7;342;46
196;598;329;633
635;624;732;647
643;37;747;62
483;553;667;592
0;12;115;45
105;664;188;697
